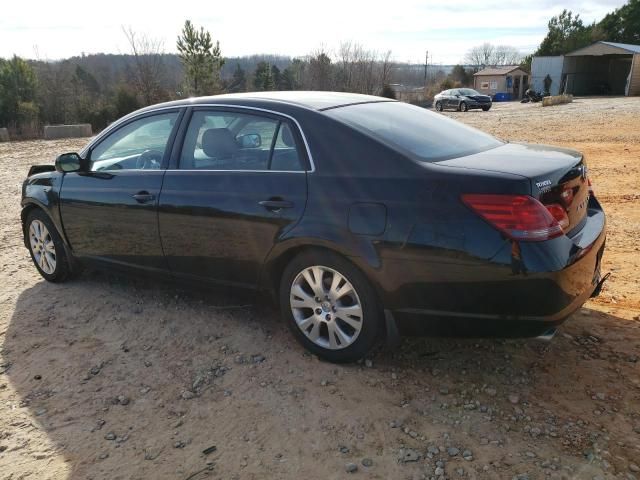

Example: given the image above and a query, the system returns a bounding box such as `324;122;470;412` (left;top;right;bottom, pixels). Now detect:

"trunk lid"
437;142;590;234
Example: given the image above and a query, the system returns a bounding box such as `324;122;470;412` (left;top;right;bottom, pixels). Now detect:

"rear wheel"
482;105;491;111
26;209;75;282
435;101;443;112
459;101;468;112
279;250;382;363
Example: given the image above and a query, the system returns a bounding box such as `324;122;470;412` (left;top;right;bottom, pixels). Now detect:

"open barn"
532;41;640;96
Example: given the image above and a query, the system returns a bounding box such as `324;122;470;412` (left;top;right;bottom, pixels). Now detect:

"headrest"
281;124;295;147
202;128;237;158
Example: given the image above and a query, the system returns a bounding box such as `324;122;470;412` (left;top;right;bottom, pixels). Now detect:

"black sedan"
21;92;606;362
434;88;492;112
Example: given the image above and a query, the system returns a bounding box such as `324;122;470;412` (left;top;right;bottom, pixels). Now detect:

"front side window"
179;110;304;171
325;101;502;162
89;112;179;171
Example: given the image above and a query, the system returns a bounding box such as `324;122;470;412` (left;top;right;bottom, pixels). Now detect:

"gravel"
345;462;358;473
2;98;640;480
398;448;421;463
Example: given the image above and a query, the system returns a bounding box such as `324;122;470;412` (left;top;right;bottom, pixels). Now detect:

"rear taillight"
588;178;594;195
461;194;564;241
545;203;570;231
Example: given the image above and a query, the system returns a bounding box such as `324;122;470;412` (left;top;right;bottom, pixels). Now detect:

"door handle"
259;199;293;211
132;191;155;203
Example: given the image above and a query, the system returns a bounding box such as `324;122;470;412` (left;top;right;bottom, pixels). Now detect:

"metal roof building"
531;41;640;96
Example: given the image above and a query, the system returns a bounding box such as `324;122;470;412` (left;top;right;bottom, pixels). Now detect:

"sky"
0;0;628;64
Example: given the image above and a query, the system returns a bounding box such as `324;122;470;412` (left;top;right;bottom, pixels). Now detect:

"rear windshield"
325;101;502;162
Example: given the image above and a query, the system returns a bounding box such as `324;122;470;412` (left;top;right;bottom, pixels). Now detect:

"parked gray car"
434;88;492;112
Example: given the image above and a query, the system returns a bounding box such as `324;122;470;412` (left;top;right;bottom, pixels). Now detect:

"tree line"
0;21;398;139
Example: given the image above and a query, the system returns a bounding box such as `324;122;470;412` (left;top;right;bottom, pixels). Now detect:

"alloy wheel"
29;219;57;274
289;265;363;350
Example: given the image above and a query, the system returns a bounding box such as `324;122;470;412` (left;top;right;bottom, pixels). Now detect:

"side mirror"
237;133;261;148
55;152;83;173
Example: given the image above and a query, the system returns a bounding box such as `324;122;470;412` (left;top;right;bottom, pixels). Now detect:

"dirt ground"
0;97;639;480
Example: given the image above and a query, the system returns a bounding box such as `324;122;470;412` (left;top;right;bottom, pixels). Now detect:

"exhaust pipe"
591;272;611;298
535;328;557;342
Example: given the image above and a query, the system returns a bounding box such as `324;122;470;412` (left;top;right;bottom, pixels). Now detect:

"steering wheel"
136;149;163;169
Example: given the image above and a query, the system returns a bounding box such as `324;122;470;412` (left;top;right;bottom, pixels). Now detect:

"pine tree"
176;20;225;96
271;65;281;90
536;10;593;56
228;63;247;93
597;0;640;44
253;62;274;91
0;55;38;129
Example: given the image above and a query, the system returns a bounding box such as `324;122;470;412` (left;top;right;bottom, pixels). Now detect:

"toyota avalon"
21;92;606;362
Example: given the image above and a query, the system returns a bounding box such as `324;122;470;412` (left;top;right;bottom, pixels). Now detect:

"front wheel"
482;105;491;111
280;250;382;363
435;101;443;112
459;101;469;112
26;209;75;282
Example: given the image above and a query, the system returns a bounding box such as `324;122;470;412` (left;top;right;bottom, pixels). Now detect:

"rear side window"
179;110;304;171
325;101;502;162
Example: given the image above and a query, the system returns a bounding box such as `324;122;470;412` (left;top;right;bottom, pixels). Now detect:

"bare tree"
333;42;393;95
337;41;357;92
464;42;522;67
464;43;495;67
379;50;393;89
122;26;165;105
493;45;522;66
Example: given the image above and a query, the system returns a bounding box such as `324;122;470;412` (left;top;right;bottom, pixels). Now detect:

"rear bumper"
377;208;606;337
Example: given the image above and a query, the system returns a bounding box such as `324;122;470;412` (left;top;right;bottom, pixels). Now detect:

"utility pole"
424;50;428;84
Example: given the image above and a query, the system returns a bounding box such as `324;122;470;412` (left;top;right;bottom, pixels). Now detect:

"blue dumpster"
492;92;513;102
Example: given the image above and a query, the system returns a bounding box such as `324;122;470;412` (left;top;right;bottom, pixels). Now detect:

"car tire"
25;209;76;282
435;101;443;112
459;101;468;112
279;249;382;363
482;106;491;111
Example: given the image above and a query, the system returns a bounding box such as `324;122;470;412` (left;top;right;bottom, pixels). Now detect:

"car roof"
141;91;390;112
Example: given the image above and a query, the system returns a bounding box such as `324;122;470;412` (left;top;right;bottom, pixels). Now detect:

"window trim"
83;108;184;172
172;105;312;173
266;121;282;171
80;104;315;174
